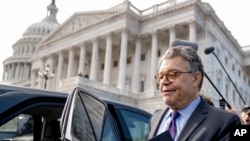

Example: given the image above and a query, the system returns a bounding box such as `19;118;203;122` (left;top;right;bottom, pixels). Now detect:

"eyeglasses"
154;71;192;83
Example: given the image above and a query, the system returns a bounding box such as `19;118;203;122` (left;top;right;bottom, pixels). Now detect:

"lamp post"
38;64;54;89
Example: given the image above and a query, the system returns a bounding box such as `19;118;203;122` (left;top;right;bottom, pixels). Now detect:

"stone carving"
58;13;116;37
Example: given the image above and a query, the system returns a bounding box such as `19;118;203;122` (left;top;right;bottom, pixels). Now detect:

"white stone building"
2;0;250;113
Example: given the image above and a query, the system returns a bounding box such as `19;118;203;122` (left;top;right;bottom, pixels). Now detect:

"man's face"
241;111;250;125
158;57;201;110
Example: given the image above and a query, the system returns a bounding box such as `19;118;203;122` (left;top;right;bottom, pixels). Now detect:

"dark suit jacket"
147;98;241;141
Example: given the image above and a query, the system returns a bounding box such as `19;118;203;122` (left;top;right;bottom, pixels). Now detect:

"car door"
60;87;152;141
60;87;121;141
0;87;67;141
108;104;151;141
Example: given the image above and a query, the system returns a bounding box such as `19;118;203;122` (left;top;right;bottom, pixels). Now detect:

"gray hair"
159;46;204;90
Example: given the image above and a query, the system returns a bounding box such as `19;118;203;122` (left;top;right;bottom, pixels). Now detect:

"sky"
0;0;250;81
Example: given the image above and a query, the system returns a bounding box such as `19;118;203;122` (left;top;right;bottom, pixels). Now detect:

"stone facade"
2;0;250;113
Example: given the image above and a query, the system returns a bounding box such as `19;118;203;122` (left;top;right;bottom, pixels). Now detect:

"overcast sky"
1;0;250;81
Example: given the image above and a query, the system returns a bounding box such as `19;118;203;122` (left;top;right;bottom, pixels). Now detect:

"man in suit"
147;41;241;141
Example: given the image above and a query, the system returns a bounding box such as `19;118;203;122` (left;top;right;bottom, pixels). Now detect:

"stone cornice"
13;36;42;47
3;56;31;65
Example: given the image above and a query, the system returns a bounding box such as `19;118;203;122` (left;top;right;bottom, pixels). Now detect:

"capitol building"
2;0;250;113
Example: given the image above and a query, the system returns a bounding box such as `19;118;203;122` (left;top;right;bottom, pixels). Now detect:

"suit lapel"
177;99;209;141
149;108;169;138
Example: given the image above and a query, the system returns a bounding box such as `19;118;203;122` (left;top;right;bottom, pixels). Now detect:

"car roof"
0;84;68;96
0;84;151;117
0;84;68;114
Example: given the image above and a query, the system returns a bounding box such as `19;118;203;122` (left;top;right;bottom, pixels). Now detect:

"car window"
0;114;33;141
100;116;118;141
78;91;119;141
71;91;110;141
116;109;150;141
61;88;121;141
79;91;105;139
71;92;96;141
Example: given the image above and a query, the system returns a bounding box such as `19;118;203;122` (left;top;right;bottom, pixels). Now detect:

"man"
21;116;34;135
241;105;250;125
147;41;241;141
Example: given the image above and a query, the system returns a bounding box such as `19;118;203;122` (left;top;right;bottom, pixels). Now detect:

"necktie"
168;111;180;139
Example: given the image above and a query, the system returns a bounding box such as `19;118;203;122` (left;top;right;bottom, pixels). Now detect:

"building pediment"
40;10;121;44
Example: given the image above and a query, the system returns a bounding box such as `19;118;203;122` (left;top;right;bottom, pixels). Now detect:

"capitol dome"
23;19;59;36
2;0;60;85
23;0;59;36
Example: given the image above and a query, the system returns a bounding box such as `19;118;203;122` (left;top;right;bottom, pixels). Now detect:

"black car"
0;84;68;141
0;84;152;141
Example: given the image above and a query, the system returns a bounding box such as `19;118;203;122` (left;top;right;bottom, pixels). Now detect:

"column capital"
104;32;114;37
168;24;176;32
150;30;159;38
187;19;196;25
150;29;158;35
80;42;86;48
68;46;76;52
90;37;100;43
58;49;66;54
117;27;128;33
136;34;142;39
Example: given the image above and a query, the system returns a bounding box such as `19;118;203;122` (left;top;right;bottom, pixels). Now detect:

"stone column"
11;64;15;80
103;33;113;85
90;38;99;80
22;63;26;79
78;43;86;75
189;20;196;42
6;65;9;80
57;51;64;87
26;64;30;79
2;66;5;81
4;65;8;80
23;63;27;79
15;63;20;80
150;30;158;91
19;64;23;79
133;36;141;93
117;30;128;90
67;47;75;78
2;65;6;80
20;64;24;79
169;25;176;46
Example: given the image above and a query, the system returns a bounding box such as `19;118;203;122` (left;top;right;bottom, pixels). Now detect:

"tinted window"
101;117;118;141
0;114;33;141
71;92;96;140
72;91;119;141
116;108;150;141
79;91;105;140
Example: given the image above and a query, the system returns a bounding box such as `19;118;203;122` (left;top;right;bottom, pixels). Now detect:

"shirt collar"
178;96;201;120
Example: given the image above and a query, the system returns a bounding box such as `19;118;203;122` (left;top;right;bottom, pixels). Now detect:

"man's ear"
193;71;202;87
